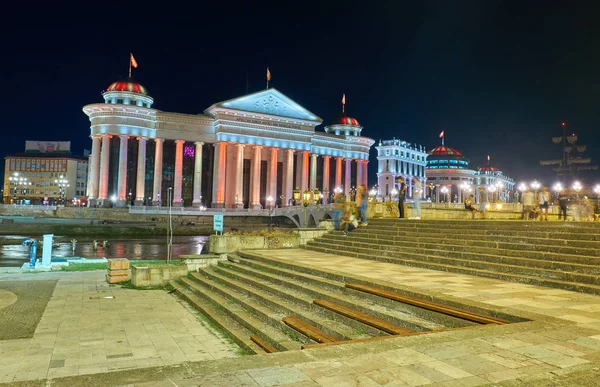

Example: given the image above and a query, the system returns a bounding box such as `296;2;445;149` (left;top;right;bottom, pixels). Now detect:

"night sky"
3;1;600;185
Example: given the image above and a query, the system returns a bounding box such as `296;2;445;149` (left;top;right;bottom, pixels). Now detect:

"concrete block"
106;273;129;284
107;269;129;276
108;258;130;270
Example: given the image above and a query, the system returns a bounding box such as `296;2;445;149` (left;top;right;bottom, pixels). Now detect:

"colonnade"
87;134;368;208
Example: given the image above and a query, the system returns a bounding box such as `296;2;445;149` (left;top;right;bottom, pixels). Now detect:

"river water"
0;235;209;267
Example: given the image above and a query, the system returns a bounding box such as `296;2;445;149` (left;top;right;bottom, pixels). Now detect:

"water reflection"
0;235;209;267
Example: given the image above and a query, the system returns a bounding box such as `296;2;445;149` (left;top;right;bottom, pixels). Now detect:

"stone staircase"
305;219;600;295
170;250;507;354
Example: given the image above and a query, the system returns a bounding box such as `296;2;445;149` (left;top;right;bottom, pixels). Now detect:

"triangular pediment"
207;88;322;123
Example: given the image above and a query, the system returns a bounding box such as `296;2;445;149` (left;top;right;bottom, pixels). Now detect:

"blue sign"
213;214;224;233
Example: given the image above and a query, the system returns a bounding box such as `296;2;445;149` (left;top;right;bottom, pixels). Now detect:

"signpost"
213;214;224;235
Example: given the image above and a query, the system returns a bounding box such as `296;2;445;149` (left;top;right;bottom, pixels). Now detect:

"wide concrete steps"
306;238;600;295
221;256;454;331
361;227;600;249
319;233;600;270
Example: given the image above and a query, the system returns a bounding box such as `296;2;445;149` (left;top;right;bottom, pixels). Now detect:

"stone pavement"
0;271;239;384
2;250;600;386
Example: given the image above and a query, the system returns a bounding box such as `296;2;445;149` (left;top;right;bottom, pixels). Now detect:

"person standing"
411;178;422;219
538;186;551;221
397;177;407;219
478;187;488;219
558;189;569;221
358;184;369;225
522;188;534;220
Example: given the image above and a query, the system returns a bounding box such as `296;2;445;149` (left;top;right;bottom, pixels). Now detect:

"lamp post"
199;205;206;225
322;188;329;205
350;186;356;202
440;186;449;203
313;188;321;205
302;189;311;227
460;182;471;202
487;185;497;204
531;180;541;194
495;181;504;202
333;186;343;203
369;187;377;202
292;187;301;206
54;175;70;206
593;184;600;205
9;172;31;205
391;188;398;203
573;181;582;200
266;196;274;226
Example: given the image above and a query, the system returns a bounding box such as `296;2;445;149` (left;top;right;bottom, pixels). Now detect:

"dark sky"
3;1;600;185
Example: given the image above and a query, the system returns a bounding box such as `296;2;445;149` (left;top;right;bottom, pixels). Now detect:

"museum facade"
83;80;374;208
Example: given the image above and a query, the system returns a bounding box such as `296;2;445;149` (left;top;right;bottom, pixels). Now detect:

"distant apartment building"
3;141;88;205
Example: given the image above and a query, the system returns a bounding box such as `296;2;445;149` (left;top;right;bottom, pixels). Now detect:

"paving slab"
2;249;600;386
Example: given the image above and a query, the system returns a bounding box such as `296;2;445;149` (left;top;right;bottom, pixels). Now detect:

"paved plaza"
1;250;600;386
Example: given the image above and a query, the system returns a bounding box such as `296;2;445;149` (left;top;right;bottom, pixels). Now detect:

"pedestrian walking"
538;186;551;221
558;189;569;221
397;177;407;219
410;178;422;219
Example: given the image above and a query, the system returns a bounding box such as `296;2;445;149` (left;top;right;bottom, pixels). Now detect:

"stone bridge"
128;204;339;228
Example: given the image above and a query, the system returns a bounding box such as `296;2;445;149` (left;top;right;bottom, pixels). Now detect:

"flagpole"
128;54;132;79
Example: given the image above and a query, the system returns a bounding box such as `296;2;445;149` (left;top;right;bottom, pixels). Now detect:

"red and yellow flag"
439;130;444;138
266;67;271;81
130;53;138;68
342;93;346;106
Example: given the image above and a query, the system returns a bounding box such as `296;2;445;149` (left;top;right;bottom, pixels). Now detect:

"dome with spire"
106;79;149;95
329;113;360;127
426;145;470;170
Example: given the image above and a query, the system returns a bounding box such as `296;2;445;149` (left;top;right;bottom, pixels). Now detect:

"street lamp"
313;188;321;205
573;181;582;200
302;189;311;227
9;172;31;204
391;188;398;202
593;184;600;205
54;175;70;206
495;181;504;202
333;186;343;203
518;182;528;192
553;182;563;195
322;188;330;205
266;195;274;209
460;182;471;202
487;185;497;203
531;180;541;194
369;187;377;202
292;187;301;206
266;196;274;227
350;186;356;202
440;186;449;203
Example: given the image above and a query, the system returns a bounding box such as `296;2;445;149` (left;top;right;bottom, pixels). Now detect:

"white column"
98;134;111;203
283;149;294;207
268;147;278;200
301;151;309;191
310;153;317;190
344;158;352;198
356;159;363;188
116;135;128;208
250;145;262;209
173;140;184;207
212;142;227;208
322;155;331;191
363;160;368;187
234;144;245;208
135;137;147;205
335;157;343;188
87;135;101;206
192;142;204;207
152;138;164;205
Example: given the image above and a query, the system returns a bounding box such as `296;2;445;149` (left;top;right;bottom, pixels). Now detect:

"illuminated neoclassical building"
426;145;515;203
375;139;428;198
83;79;374;208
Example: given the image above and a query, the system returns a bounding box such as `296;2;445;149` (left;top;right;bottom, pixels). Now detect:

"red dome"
330;114;360;126
106;80;148;95
428;146;463;156
478;165;500;172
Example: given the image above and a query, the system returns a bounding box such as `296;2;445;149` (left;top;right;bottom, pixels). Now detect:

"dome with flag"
426;146;470;170
329;114;360;127
478;165;500;172
428;146;463;156
106;80;149;95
